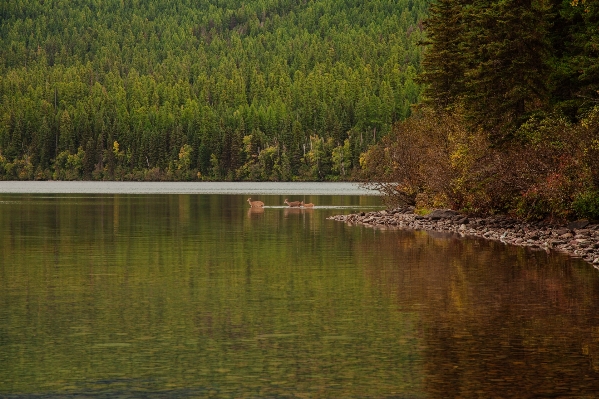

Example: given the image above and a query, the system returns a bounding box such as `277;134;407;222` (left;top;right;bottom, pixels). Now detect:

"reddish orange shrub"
361;107;599;220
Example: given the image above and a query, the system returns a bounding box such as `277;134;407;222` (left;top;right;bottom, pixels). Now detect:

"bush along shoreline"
328;207;599;267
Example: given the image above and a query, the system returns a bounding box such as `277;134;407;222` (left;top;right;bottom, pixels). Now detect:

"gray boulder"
568;219;590;230
427;209;459;220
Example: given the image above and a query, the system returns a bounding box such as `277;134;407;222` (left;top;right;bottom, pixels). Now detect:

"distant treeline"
363;0;599;220
0;0;426;181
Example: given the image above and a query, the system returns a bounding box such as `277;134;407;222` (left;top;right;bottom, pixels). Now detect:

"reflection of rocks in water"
372;224;399;231
247;207;264;218
426;230;456;239
329;207;599;266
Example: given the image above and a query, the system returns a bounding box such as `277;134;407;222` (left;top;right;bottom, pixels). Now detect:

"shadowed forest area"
0;0;426;182
361;0;599;221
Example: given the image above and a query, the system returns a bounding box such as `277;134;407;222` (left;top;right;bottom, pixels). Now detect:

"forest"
362;0;599;221
0;0;427;181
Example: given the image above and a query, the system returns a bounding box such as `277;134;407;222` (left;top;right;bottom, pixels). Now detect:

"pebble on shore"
327;207;599;268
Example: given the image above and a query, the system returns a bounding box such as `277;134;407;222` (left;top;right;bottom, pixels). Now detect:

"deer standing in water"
247;198;264;208
302;202;314;208
284;199;301;207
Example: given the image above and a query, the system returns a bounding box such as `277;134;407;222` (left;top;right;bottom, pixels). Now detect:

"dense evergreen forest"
363;0;599;220
0;0;427;181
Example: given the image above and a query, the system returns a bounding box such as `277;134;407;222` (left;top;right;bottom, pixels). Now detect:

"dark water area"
1;193;599;398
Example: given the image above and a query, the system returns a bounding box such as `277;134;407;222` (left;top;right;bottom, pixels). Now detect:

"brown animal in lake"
302;202;314;208
284;198;301;207
247;198;264;208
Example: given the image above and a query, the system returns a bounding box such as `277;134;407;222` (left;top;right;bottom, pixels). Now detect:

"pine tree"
420;0;554;142
555;0;599;117
461;0;552;140
419;0;470;109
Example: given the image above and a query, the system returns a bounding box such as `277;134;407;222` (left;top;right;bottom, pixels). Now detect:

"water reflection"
1;194;599;398
246;207;265;218
283;207;303;217
358;229;599;397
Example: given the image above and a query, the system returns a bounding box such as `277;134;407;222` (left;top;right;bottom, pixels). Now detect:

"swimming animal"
303;202;314;208
247;198;265;208
284;199;301;207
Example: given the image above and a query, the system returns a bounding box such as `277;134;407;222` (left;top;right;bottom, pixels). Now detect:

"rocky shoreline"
327;207;599;267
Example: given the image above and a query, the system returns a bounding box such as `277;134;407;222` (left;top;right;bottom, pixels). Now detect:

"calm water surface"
2;189;599;398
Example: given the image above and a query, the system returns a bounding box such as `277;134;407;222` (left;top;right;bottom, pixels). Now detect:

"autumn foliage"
361;108;599;221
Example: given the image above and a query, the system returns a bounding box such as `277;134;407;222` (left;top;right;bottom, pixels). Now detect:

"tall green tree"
419;0;470;109
463;0;552;140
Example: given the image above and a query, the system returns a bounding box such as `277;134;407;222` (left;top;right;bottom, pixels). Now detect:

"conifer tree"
419;0;470;109
556;0;599;116
461;0;552;140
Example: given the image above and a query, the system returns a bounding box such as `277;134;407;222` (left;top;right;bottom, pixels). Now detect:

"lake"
1;183;599;398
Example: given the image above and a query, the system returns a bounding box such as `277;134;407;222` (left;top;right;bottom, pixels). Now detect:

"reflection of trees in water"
356;229;599;397
0;194;405;396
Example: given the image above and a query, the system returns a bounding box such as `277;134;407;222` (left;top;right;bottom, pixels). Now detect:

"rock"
568;219;590;230
427;209;459;220
329;209;599;267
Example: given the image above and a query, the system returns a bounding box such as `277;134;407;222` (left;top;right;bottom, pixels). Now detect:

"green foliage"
53;147;86;180
418;0;469;109
331;139;352;178
0;0;427;181
419;0;599;140
573;190;599;221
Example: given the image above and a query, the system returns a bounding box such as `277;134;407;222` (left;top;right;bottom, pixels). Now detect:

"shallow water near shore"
2;190;599;398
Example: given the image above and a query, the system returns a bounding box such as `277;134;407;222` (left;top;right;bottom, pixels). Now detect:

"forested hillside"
362;0;599;221
0;0;427;181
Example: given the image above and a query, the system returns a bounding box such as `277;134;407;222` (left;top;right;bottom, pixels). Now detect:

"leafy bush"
573;191;599;221
363;106;599;221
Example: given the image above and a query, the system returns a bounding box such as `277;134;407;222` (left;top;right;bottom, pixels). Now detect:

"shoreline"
328;207;599;267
